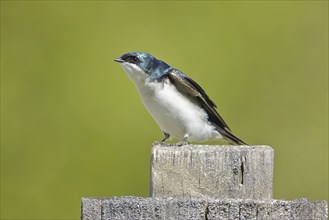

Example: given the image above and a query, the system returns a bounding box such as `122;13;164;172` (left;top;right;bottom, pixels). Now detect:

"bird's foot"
175;141;189;147
161;132;170;143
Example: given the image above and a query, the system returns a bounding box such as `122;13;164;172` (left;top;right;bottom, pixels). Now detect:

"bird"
114;52;246;145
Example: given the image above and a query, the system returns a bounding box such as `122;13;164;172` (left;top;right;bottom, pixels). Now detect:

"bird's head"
114;52;170;82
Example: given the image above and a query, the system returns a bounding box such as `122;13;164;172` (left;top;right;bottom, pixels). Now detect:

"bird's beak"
114;58;124;63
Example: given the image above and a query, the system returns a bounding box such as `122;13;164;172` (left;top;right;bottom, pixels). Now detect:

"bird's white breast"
120;63;221;142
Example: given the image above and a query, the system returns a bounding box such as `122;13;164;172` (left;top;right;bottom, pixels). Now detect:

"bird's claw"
175;141;189;147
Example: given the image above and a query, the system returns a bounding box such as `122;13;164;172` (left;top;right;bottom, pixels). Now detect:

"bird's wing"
163;68;246;145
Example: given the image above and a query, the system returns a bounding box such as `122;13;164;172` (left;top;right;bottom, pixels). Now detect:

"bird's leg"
161;132;170;143
176;134;190;146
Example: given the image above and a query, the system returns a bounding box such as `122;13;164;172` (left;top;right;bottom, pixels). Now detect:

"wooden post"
81;143;328;219
150;143;273;200
82;197;327;219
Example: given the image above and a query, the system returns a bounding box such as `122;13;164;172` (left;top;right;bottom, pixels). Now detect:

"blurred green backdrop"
1;1;328;219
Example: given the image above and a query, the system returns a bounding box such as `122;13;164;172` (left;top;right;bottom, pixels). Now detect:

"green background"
1;1;328;219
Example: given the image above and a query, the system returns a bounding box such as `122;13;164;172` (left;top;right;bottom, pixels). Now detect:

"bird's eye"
125;56;139;64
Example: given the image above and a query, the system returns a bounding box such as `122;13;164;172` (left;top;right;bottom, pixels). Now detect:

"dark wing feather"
165;69;246;145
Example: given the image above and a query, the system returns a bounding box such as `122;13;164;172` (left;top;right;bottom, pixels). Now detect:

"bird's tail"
217;127;247;145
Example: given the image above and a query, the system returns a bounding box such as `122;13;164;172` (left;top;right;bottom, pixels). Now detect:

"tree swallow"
114;52;246;145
